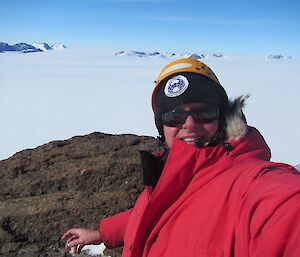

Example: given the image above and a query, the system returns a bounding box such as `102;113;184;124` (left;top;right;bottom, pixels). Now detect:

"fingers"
66;236;81;248
63;234;86;253
69;242;85;254
61;228;91;254
61;229;78;240
61;230;80;251
77;244;85;254
66;235;78;247
61;230;70;240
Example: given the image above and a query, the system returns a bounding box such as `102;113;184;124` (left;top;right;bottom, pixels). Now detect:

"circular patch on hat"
164;75;189;97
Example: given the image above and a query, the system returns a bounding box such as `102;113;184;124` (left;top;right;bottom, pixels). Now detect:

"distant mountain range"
115;50;292;60
265;54;292;60
115;50;222;59
0;44;291;60
0;42;67;53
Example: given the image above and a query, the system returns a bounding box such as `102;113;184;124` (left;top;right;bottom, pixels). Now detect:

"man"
62;58;300;257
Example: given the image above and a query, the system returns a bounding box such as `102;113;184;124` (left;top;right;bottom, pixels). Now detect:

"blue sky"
1;0;300;55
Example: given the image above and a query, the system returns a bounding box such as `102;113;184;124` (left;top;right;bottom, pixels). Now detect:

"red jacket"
99;126;300;257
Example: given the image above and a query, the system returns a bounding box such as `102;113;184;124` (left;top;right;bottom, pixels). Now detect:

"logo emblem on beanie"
164;75;189;97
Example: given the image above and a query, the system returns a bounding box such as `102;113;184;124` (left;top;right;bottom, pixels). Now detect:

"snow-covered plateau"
0;47;299;168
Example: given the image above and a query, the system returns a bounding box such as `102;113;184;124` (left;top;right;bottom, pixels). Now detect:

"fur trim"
225;95;249;140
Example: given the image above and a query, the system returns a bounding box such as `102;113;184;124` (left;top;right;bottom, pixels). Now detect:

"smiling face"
163;102;219;148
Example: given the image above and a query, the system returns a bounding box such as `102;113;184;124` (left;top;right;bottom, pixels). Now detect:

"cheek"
203;121;219;137
163;126;179;148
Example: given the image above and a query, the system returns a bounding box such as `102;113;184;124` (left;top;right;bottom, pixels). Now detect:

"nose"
182;114;198;129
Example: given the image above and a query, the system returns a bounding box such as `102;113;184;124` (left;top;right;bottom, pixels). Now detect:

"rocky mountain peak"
0;132;162;257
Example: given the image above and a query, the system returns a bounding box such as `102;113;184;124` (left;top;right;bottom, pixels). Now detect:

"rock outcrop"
0;132;162;257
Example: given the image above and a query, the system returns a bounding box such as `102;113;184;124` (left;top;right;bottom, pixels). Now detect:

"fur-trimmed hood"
225;95;249;140
222;95;271;161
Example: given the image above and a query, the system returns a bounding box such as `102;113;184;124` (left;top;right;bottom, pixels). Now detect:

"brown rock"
0;132;161;257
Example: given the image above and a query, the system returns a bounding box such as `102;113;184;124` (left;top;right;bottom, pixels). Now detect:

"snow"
51;44;67;50
115;50;207;59
0;47;299;168
0;42;66;53
32;42;52;51
68;243;107;257
81;244;106;256
265;54;292;60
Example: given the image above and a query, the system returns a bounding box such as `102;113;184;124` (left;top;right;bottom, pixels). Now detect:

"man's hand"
61;228;102;254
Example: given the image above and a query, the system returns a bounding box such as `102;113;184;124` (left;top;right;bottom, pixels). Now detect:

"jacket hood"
224;95;271;161
225;95;249;140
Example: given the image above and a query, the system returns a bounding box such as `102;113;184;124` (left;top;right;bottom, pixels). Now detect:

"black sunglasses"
162;104;219;127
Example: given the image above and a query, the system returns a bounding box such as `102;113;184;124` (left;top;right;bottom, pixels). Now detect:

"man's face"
163;102;219;148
